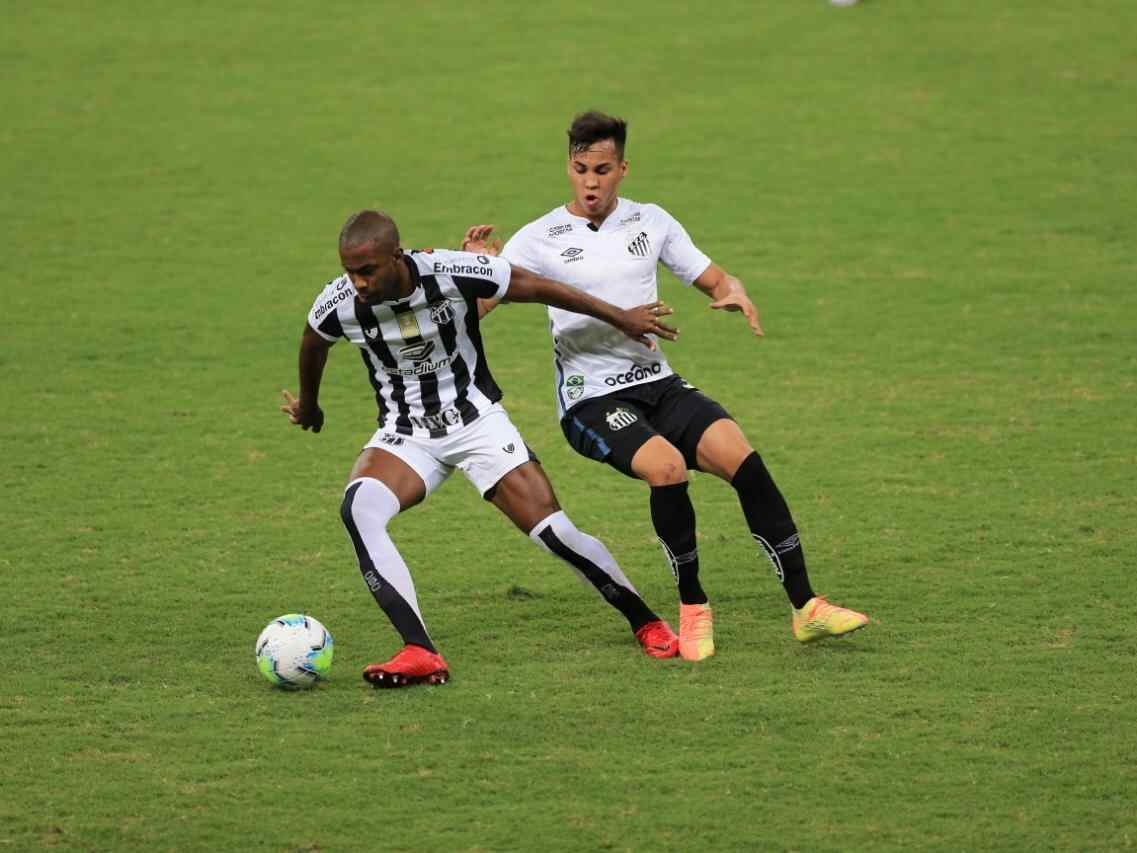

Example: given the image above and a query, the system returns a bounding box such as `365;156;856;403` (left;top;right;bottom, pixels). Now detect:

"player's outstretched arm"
505;264;679;350
693;264;764;336
279;323;331;432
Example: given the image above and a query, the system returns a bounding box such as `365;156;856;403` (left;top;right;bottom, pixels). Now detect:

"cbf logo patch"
565;374;585;401
428;298;456;325
605;407;638;431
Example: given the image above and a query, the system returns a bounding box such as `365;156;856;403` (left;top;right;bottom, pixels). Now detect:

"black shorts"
560;375;732;478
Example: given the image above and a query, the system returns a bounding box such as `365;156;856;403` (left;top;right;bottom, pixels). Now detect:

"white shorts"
362;403;531;497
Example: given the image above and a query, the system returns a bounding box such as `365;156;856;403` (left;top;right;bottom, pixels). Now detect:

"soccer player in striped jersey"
280;209;682;688
463;111;868;661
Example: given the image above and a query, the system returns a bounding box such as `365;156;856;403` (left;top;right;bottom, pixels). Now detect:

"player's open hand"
709;289;764;336
461;224;502;256
621;302;678;351
279;389;325;433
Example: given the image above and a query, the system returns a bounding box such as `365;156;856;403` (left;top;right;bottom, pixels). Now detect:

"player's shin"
649;483;706;604
340;478;437;653
731;452;816;609
528;511;660;632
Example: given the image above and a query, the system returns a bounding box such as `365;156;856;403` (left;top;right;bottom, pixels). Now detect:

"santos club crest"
605;407;638;431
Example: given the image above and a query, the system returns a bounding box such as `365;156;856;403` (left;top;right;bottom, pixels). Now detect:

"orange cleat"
362;644;450;688
634;620;679;658
679;603;715;661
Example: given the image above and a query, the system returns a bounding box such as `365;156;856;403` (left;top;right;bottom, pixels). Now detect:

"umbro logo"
561;247;583;258
502;443;516;454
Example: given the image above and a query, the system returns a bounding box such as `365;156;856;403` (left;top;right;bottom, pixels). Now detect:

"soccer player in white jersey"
463;111;868;661
280;210;683;687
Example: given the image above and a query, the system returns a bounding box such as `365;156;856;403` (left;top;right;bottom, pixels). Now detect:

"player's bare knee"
637;456;688;486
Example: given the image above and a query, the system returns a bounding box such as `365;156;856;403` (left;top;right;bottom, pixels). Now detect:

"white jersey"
307;249;511;438
501;197;711;416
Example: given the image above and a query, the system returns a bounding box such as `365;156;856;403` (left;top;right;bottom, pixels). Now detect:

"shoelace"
795;596;835;629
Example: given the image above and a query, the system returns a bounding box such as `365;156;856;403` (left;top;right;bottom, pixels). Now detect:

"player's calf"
529;510;670;652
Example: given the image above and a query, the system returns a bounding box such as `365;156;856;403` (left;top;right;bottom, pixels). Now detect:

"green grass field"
4;2;1135;850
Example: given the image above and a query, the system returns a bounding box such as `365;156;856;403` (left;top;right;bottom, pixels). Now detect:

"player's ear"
620;159;629;177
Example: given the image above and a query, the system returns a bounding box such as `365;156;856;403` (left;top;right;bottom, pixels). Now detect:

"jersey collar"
563;197;625;232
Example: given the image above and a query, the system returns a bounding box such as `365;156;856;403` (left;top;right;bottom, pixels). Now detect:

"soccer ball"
255;614;334;688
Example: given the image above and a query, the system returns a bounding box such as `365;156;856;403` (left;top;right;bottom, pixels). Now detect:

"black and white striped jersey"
306;250;511;438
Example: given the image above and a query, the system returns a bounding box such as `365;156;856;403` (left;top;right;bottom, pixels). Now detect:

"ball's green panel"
257;653;284;685
307;633;334;678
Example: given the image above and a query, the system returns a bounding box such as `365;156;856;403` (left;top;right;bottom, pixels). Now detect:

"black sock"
650;482;706;605
732;452;815;609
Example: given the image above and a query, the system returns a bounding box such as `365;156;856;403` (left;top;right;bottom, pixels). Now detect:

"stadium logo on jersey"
428;298;456;326
384;356;451;377
605;407;638;431
561;247;584;264
398;341;437;364
627;231;651;257
364;326;380;340
547;224;574;237
409;408;463;431
502;443;516;454
604;363;662;386
618;212;641;225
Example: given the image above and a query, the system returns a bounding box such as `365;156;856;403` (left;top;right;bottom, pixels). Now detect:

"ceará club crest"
428;299;456;325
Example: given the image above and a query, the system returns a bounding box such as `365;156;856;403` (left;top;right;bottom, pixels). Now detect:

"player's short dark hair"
567;111;627;159
339;210;400;251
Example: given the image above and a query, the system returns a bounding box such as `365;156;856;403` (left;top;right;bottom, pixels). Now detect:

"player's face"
340;241;404;304
567;140;627;221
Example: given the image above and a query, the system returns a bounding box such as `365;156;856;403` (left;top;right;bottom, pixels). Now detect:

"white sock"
340;477;434;649
529;511;642;597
